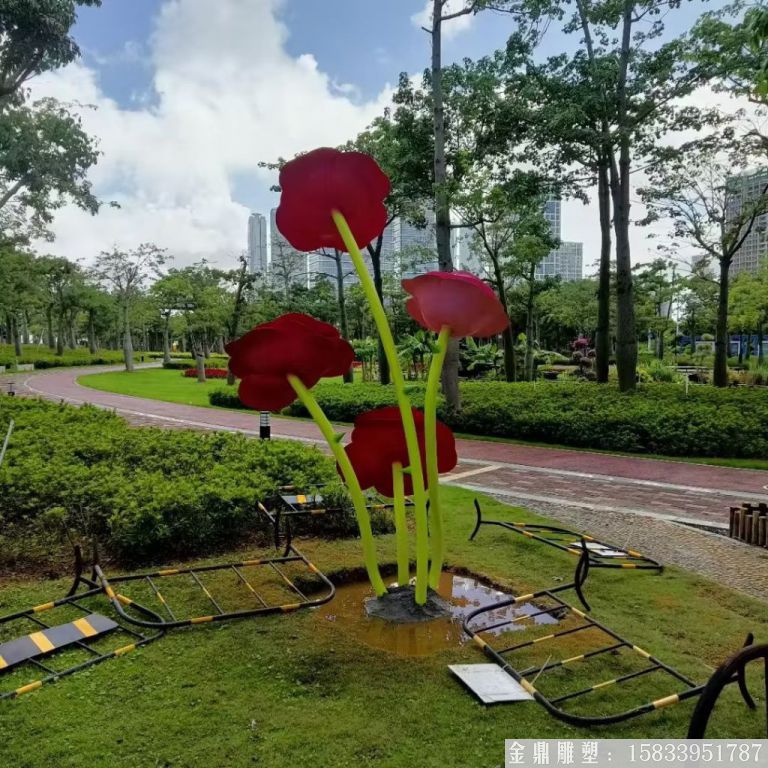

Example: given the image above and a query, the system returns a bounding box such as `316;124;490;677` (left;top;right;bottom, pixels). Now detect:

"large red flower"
402;271;509;338
275;147;391;252
225;313;354;411
343;407;457;498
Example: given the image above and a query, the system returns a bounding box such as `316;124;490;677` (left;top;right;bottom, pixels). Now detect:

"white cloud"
30;0;393;268
411;0;475;41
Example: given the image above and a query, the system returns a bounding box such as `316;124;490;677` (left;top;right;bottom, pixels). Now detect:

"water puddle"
314;572;560;657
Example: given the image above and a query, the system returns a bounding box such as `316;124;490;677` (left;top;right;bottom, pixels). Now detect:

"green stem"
332;210;429;604
426;326;451;589
392;462;409;586
288;374;386;597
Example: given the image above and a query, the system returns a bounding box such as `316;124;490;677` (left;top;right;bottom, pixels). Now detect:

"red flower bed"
183;367;229;379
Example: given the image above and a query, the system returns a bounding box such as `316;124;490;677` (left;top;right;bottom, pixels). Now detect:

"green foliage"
0;396;343;566
0;344;125;368
275;380;768;458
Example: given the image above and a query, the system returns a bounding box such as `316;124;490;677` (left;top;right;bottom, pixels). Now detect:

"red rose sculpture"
402;271;509;338
225;313;354;411
343;407;457;497
275;147;391;252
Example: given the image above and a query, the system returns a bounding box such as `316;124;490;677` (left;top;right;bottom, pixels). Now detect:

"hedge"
0;344;127;370
267;380;768;459
0;396;376;569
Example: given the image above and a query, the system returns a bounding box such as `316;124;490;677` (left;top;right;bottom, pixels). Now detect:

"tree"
455;170;558;380
633;259;680;360
730;266;768;365
503;0;713;390
538;278;600;348
0;98;100;243
640;139;768;386
420;0;517;408
0;0;102;105
93;244;167;372
308;249;355;383
349;116;432;386
0;246;38;355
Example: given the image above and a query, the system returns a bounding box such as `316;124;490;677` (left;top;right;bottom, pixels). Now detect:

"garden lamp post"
259;411;271;440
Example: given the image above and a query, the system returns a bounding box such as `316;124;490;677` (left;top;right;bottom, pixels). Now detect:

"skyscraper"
535;241;583;282
727;168;768;276
392;210;439;279
247;213;268;275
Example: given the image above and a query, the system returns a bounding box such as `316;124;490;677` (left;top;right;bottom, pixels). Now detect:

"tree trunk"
502;325;517;382
56;311;64;356
525;266;536;381
713;257;731;388
21;311;30;345
690;311;696;355
11;314;21;357
432;1;460;411
595;162;611;383
368;238;390;386
610;147;637;391
46;306;55;349
162;314;172;365
196;347;207;383
757;323;764;366
88;311;98;354
335;253;354;384
123;303;134;373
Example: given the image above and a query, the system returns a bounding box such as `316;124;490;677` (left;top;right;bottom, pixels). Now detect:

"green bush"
272;380;768;458
0;344;128;369
0;396;360;567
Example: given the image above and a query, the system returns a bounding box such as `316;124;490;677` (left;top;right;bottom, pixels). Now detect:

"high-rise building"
727;168;768;276
535;241;583;282
393;210;439;279
451;227;485;276
247;213;268;275
269;208;307;291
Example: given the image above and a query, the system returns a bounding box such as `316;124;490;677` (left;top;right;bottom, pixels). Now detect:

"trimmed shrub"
269;380;768;458
0;344;128;370
0;396;363;568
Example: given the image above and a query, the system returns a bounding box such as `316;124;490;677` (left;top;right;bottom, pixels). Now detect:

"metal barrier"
0;547;164;700
470;499;663;571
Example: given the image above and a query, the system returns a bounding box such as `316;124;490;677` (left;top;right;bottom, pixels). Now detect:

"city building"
535;241;583;282
269;208;307;292
727;168;768;276
392;210;439;279
247;213;268;275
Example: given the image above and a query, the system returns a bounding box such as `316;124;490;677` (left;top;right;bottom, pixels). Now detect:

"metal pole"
259;412;271;440
0;419;14;468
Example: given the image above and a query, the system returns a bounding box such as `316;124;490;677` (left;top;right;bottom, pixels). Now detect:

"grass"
0;486;766;766
79;368;768;471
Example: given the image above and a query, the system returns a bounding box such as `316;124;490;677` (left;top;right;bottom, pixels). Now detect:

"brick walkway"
3;365;768;600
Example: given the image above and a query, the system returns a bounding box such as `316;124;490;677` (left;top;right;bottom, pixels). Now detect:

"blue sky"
32;0;730;268
73;0;523;108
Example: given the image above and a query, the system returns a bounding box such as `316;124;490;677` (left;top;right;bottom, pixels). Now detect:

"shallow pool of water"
314;572;560;657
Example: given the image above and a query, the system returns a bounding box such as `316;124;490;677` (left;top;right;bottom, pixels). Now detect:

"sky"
29;0;733;274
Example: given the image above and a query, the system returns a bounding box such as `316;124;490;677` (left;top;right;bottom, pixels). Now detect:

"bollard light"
7;382;15;397
259;411;271;440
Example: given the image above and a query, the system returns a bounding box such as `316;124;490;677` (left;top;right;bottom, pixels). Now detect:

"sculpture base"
364;584;452;624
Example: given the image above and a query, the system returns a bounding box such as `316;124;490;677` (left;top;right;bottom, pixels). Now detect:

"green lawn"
0;487;766;766
78;368;768;470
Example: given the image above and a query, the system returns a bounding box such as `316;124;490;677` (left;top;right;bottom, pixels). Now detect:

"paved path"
4;365;768;601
